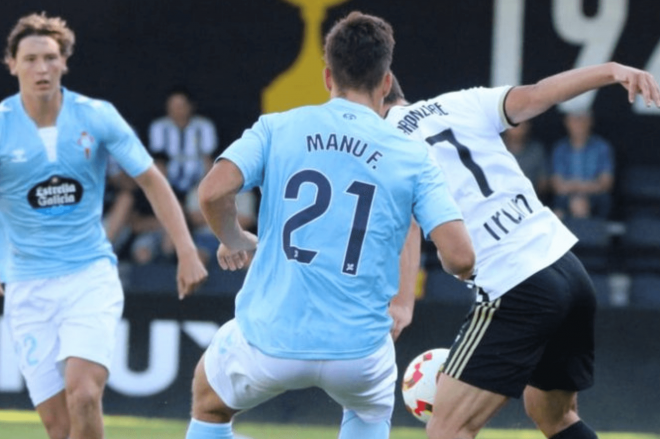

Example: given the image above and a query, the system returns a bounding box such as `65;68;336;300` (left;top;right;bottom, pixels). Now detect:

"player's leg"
426;374;508;439
338;409;390;438
63;357;108;439
523;387;597;438
321;337;397;439
56;259;125;439
523;251;598;439
4;279;71;438
430;256;579;439
187;318;302;439
35;391;70;439
187;355;238;439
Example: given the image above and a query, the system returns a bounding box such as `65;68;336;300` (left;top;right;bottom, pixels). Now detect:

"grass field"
1;410;659;439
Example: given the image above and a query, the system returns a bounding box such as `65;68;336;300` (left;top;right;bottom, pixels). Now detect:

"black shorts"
443;251;596;398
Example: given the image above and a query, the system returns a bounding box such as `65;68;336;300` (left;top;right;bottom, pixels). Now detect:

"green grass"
1;410;659;439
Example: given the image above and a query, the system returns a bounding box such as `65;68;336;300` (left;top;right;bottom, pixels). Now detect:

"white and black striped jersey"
386;86;577;300
148;115;217;195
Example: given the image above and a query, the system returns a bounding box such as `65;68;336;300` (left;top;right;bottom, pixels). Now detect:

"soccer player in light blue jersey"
184;12;475;439
0;214;7;285
0;13;208;439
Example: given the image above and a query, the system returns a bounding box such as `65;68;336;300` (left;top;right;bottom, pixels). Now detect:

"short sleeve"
475;86;515;132
99;103;153;178
413;152;463;238
220;116;269;190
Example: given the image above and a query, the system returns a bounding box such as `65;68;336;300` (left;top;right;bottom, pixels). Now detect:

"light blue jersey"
0;88;153;282
221;98;462;360
0;213;7;282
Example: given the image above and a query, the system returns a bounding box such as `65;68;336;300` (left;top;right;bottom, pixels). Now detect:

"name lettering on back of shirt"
306;133;383;169
395;103;448;135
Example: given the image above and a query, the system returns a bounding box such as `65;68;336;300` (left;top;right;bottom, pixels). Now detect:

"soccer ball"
401;347;450;424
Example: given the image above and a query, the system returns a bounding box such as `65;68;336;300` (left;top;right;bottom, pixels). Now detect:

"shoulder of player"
0;94;21;138
65;89;117;116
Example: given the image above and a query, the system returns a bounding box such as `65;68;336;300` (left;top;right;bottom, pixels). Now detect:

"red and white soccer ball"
401;347;450;424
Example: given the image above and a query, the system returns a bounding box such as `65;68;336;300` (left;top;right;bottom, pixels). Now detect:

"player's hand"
176;249;208;300
217;231;258;271
612;63;660;107
389;299;414;342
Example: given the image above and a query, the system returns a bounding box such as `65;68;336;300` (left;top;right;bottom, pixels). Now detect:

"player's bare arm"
389;219;421;341
134;165;208;299
505;62;660;125
198;159;258;271
429;219;475;281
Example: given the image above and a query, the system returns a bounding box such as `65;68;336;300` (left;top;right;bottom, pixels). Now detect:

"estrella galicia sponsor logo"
27;175;83;215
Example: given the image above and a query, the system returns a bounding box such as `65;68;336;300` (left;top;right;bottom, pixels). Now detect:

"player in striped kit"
384;64;660;439
183;12;475;439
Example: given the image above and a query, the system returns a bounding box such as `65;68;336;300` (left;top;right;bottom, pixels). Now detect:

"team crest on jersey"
77;131;95;159
28;175;84;216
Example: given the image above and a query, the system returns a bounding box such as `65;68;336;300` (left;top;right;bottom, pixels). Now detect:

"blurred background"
0;0;659;433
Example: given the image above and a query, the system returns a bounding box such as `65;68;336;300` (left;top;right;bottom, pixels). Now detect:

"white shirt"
386;86;577;299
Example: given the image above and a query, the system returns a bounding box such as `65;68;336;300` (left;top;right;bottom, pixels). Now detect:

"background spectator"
550;110;614;219
502;120;549;202
128;86;221;265
148;85;218;202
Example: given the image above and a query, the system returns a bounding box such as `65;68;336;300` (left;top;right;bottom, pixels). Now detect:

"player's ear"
323;67;333;92
6;57;17;76
62;56;69;75
381;71;393;98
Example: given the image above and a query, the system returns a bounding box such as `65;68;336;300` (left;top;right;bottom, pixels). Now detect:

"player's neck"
335;89;383;114
20;88;62;128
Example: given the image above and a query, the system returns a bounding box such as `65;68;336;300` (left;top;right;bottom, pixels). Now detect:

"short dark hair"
4;13;75;66
166;84;194;102
384;73;405;105
323;11;394;93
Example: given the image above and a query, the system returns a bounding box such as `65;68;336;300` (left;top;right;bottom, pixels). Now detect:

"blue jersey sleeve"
0;214;7;282
220;116;269;191
96;102;153;178
413;152;463;238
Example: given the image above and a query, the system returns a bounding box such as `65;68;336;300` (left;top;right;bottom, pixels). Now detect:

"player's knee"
66;384;102;414
190;368;234;423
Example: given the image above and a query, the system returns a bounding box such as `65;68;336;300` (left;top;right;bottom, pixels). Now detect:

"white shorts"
4;259;124;406
204;319;397;423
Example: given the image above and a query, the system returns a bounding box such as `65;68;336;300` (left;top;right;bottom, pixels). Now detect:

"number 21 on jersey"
282;169;375;275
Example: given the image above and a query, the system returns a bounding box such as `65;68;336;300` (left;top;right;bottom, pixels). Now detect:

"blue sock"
338;410;390;439
185;418;233;439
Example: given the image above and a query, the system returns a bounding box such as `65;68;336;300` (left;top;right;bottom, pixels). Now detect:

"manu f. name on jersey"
306;133;384;170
